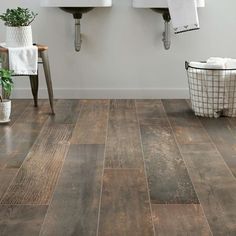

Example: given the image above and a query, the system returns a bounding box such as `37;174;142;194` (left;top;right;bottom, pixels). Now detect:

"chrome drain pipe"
162;12;171;50
74;18;81;52
163;20;171;50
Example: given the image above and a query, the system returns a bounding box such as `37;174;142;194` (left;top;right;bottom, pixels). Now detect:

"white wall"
1;0;236;99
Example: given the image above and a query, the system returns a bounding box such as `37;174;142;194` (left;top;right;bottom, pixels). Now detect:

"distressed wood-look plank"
0;100;30;141
98;169;154;236
135;100;166;121
152;204;212;236
139;118;198;204
0;100;30;139
162;99;210;145
71;100;109;144
105;100;143;168
1;141;70;205
0;169;17;199
137;100;198;204
0;101;52;169
1;100;81;204
200;117;236;177
182;150;236;235
163;100;236;235
0;205;47;236
47;99;81;125
40;144;104;236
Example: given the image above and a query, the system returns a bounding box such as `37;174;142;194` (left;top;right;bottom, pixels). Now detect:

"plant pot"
6;26;33;47
0;100;11;123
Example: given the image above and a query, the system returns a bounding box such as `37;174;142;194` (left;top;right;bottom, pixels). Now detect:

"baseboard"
11;88;190;99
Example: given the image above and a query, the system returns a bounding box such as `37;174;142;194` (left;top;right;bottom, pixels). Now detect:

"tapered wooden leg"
40;50;55;115
29;74;39;107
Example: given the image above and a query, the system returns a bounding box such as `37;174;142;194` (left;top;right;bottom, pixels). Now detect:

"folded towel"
0;43;38;75
167;0;200;34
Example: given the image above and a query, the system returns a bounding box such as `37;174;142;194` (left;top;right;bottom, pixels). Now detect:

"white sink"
133;0;205;8
41;0;112;7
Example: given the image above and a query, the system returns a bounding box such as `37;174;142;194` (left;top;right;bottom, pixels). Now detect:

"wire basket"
185;61;236;118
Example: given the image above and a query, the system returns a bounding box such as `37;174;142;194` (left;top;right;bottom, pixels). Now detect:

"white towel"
167;0;200;34
0;43;38;75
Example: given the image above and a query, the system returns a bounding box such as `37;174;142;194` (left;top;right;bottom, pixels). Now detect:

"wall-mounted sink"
41;0;112;51
59;7;94;19
133;0;205;50
133;0;205;8
41;0;112;7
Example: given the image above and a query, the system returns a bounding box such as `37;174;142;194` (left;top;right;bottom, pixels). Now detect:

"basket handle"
185;61;189;70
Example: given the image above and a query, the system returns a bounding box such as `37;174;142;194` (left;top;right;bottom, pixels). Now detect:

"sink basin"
60;7;94;19
41;0;112;18
41;0;112;7
133;0;205;8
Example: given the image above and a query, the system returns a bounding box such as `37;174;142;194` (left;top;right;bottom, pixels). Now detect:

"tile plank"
200;117;236;177
40;144;105;236
1;142;70;205
0;169;17;199
0;101;52;169
105;100;143;168
1;100;81;204
135;99;166;121
47;99;81;125
0;205;47;236
0;99;30;138
183;150;236;235
152;204;212;236
98;169;154;236
137;100;198;204
162;99;210;145
71;100;109;144
139;118;198;204
163;100;236;235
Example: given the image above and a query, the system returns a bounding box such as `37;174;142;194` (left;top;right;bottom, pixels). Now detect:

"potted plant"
0;68;14;123
0;7;38;47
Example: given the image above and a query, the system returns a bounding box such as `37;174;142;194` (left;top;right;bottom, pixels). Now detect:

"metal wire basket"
185;61;236;118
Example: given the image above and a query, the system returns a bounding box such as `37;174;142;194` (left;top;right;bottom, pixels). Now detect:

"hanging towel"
0;43;38;75
167;0;200;34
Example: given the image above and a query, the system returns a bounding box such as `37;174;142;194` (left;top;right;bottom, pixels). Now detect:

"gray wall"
0;0;236;98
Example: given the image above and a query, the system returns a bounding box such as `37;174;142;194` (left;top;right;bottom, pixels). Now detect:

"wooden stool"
0;44;55;115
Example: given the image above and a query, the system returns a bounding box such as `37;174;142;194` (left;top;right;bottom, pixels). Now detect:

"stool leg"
40;50;55;115
29;74;39;107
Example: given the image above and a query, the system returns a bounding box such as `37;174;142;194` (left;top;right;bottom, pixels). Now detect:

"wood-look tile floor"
0;99;236;236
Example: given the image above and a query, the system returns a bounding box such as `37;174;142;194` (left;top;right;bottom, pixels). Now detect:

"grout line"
0;100;58;204
96;99;110;236
38;99;84;236
134;99;156;236
161;99;213;236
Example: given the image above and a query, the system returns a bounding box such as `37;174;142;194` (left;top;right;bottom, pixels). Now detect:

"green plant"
0;69;14;102
0;7;38;27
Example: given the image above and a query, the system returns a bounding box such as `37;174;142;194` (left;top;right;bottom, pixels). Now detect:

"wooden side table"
0;44;55;115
